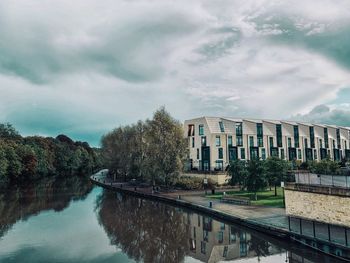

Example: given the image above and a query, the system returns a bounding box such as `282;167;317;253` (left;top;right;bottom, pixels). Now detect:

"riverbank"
91;170;350;262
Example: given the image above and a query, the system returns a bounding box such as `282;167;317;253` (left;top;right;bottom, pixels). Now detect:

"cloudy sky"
1;0;350;146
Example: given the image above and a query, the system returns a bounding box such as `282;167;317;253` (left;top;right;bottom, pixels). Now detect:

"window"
219;121;225;132
236;123;243;135
188;124;194;136
249;136;254;147
261;148;266;160
203;230;209;242
319;139;323;148
197;148;199;159
240;148;245;159
223;246;228;257
337;129;341;149
269;137;274;148
220;223;225;230
314;149;317;160
190;239;196;251
215;160;223;170
298;149;302;159
230;227;236;243
258;137;263;147
216;136;221;146
218;148;223;159
257;123;263;136
324;128;329;148
193;227;196;238
310;127;315;148
217;231;224;244
192;137;195;148
304;138;308;148
228;136;233;146
294;125;299;148
199;125;204;136
276;124;282;147
281;149;285;159
236;136;243;146
201;136;207;146
288;138;292;148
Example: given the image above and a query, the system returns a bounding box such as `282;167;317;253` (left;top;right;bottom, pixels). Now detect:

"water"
0;178;343;263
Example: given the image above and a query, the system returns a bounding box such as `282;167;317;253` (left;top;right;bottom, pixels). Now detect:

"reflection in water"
0;184;346;263
96;190;346;263
0;176;93;239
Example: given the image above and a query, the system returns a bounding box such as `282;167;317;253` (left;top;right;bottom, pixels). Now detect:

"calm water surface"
0;178;343;263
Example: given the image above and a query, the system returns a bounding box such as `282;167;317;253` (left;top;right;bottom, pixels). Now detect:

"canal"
0;177;344;263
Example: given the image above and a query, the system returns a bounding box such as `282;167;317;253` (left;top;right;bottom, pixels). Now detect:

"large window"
219;121;225;132
249;136;254;147
298;149;302;159
199;124;204;136
324;128;329;148
240;148;245;159
288;138;292;148
236;123;243;135
216;136;221;146
201;136;207;146
197;148;199;159
236;136;243;146
188;124;194;136
261;148;266;160
192;137;195;148
269;137;274;148
310;127;315;148
276;124;282;147
337;129;341;149
280;148;285;159
257;123;263;136
294;125;299;148
228;136;233;146
258;137;263;147
218;148;223;159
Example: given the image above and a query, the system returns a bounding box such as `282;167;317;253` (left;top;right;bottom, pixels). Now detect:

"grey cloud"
293;104;350;127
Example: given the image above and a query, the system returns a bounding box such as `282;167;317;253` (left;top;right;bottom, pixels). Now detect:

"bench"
221;195;251;205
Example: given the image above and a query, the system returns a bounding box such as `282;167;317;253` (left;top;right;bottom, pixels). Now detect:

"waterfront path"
90;170;289;237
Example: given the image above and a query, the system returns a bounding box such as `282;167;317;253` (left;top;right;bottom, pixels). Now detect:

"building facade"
184;117;350;171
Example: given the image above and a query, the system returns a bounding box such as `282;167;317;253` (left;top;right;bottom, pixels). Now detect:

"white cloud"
0;0;350;145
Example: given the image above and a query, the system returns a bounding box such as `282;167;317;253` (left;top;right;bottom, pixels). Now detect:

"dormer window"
219;122;225;132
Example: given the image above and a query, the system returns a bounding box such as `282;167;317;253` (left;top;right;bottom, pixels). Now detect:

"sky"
0;0;350;146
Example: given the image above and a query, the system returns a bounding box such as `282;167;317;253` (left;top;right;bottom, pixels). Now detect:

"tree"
228;160;248;189
264;157;290;196
145;107;187;186
245;159;267;200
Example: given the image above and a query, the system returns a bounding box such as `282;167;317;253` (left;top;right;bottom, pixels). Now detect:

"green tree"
264;157;290;196
245;159;267;200
145;107;187;186
228;160;247;189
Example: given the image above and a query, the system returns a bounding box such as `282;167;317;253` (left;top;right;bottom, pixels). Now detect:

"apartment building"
184;117;350;171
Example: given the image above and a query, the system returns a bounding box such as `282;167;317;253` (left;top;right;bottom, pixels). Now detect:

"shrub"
175;176;216;190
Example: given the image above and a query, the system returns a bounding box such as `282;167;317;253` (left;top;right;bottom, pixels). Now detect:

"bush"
174;176;216;190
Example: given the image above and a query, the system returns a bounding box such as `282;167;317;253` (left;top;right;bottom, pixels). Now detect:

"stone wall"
285;187;350;227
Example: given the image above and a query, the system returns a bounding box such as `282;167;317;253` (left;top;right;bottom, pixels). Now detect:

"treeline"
0;123;102;186
101;107;187;186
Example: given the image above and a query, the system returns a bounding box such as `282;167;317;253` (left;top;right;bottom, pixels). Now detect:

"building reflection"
183;212;281;262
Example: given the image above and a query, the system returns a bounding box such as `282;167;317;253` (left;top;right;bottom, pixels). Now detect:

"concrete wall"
285;188;350;228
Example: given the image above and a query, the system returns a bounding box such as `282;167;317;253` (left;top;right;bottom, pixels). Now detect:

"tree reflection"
96;191;189;263
0;176;93;238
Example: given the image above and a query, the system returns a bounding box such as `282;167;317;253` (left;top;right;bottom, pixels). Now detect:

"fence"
295;172;350;188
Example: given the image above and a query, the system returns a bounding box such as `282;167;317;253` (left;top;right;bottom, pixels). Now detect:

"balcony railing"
295;170;350;188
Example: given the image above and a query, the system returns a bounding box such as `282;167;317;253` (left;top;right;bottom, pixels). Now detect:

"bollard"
209;201;212;208
178;195;181;200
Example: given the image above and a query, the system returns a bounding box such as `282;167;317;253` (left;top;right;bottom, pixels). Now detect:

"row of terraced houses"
184;117;350;172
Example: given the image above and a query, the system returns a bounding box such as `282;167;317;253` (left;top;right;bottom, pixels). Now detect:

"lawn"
206;187;285;208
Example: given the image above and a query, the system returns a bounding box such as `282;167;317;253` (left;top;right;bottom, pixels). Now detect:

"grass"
206;187;285;208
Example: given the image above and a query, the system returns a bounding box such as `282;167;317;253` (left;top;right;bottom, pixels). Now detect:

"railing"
295;171;350;188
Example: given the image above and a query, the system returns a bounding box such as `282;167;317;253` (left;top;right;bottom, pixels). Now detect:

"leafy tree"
228;160;248;189
0;123;21;140
309;158;341;175
245;159;267;200
264;157;290;196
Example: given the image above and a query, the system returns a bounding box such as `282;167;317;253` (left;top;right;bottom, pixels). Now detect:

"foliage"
0;123;102;187
245;159;267;200
264;157;290;196
174;176;216;190
101;107;187;185
309;158;341;175
228;159;248;188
